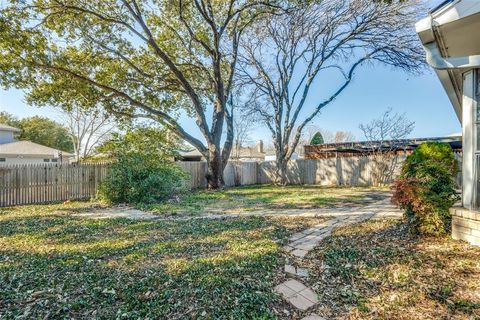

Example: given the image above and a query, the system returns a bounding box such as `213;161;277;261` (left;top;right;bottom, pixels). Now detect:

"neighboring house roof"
0;141;74;157
179;149;204;158
305;136;462;158
232;146;265;159
178;140;267;161
0;123;22;133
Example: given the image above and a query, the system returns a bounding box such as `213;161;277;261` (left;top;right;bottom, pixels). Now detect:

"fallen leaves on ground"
303;219;480;320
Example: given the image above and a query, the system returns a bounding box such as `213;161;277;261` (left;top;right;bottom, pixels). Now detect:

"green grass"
0;202;319;319
304;219;480;319
144;184;387;216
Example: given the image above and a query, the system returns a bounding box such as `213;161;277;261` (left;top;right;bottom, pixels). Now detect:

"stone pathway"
275;198;402;319
275;279;319;311
73;196;402;320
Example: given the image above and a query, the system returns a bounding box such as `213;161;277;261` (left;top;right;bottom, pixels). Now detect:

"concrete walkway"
274;198;402;319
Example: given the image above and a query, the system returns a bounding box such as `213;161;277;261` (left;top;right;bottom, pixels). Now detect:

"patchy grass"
0;202;325;319
145;185;387;216
304;219;480;320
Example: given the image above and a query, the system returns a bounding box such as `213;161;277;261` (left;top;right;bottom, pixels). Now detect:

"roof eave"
416;1;480;122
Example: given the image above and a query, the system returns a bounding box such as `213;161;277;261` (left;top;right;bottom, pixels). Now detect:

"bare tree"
232;115;254;159
61;107;116;161
334;131;356;143
359;108;415;185
239;0;424;184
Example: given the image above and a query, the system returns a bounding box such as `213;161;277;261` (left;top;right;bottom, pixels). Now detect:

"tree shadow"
0;209;308;319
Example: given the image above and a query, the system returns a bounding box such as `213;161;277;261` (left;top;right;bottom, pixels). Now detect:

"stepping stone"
284;265;309;278
275;279;319;311
284;264;296;275
296;267;309;278
289;233;304;241
291;248;308;258
301;313;326;320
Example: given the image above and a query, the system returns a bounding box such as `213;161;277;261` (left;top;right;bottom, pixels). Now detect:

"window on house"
0;158;5;162
43;159;50;162
51;159;58;163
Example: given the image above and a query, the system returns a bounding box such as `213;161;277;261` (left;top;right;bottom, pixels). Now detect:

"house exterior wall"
461;70;476;209
451;207;480;246
0;131;15;144
450;69;480;246
0;156;70;165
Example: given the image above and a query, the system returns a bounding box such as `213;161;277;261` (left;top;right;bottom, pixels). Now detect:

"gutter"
424;41;480;70
419;11;480;120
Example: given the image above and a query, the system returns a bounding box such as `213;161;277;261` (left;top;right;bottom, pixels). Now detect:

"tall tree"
59;107;116;161
231;114;254;159
333;131;355;143
239;0;424;184
0;0;279;189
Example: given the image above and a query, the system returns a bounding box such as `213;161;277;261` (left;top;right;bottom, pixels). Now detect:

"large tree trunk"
275;157;288;186
205;147;224;189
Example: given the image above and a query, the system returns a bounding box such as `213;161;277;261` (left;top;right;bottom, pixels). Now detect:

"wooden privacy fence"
179;156;408;189
1;155;462;206
0;163;110;207
180;155;463;189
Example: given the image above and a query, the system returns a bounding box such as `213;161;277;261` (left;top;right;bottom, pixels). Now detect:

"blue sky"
0;0;460;142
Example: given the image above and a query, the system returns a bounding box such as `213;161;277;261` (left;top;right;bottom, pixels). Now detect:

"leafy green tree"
0;0;279;189
97;127;181;160
0;111;73;152
310;132;324;145
0;111;20;127
18;116;74;152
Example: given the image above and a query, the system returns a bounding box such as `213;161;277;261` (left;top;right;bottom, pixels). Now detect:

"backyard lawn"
145;184;388;216
0;201;325;319
1;186;479;319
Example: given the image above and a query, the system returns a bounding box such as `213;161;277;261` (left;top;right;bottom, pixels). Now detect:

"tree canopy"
0;112;74;152
0;0;280;188
310;132;324;145
238;0;424;183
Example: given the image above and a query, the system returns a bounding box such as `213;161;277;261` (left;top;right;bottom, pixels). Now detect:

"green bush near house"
392;142;459;236
310;131;325;145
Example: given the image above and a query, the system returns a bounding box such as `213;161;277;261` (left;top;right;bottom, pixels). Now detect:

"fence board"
0;163;111;207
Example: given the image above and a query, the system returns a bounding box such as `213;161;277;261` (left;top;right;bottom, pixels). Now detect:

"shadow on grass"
0;206;305;319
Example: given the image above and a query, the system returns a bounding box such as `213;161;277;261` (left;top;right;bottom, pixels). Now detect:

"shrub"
98;154;188;205
392;142;459;236
310;131;325;145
